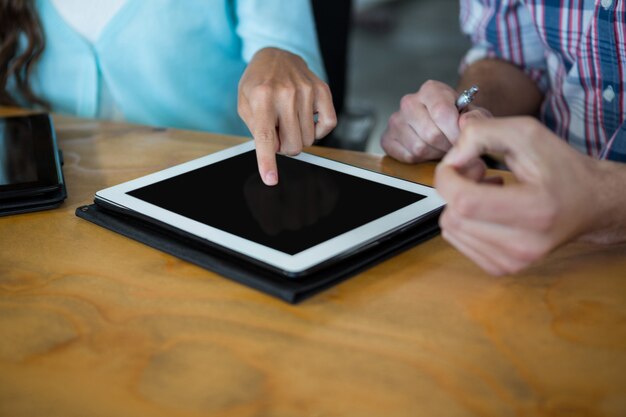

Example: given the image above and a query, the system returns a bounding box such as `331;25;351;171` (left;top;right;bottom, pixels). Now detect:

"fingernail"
265;171;278;186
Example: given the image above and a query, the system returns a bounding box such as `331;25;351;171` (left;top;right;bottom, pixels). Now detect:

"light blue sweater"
29;0;325;137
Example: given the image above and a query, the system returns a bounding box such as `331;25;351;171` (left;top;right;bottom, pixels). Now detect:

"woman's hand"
238;48;337;186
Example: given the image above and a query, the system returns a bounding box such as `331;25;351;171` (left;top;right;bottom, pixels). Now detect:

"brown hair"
0;0;47;107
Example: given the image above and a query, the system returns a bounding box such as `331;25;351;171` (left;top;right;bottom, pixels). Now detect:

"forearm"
458;59;543;117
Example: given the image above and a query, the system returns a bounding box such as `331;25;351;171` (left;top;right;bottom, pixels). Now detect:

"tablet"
95;141;445;277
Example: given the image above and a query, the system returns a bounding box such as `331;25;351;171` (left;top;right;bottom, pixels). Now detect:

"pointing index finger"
251;108;280;186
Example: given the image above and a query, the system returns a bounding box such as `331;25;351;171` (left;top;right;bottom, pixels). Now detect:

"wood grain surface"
1;108;625;417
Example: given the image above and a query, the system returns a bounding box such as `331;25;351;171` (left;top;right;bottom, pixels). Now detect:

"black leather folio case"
76;199;441;303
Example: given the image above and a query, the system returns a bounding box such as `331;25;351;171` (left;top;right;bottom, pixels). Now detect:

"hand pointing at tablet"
238;48;337;186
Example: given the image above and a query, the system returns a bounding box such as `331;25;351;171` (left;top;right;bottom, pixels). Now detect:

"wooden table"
1;108;625;417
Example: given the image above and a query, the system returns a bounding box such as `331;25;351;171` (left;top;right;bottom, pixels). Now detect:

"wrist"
578;158;626;244
251;47;304;65
457;59;543;117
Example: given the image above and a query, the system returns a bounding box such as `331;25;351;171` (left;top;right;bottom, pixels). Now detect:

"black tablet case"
76;200;442;303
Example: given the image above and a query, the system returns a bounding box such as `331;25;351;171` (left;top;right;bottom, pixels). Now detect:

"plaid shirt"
460;0;626;162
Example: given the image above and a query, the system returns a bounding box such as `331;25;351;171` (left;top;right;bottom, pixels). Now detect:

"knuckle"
501;262;525;276
486;263;507;277
300;82;314;96
507;234;552;266
422;125;443;145
533;203;559;233
277;85;297;101
439;214;450;231
237;103;249;120
281;143;302;156
388;112;400;128
250;84;274;102
380;140;392;156
518;116;541;137
255;130;275;145
430;101;454;122
440;209;461;231
380;135;395;155
421;79;442;93
323;111;338;130
452;194;478;218
316;81;331;96
509;244;543;266
410;140;428;157
400;94;416;113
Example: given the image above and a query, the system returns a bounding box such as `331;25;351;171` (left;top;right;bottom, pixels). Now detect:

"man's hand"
238;47;337;186
381;80;491;163
435;116;626;276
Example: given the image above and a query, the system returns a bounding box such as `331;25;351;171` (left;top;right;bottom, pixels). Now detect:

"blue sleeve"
235;0;326;81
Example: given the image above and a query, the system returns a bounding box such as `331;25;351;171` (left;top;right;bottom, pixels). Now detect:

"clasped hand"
381;80;491;162
435;116;615;275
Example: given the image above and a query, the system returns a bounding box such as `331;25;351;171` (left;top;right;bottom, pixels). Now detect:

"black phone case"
75;200;442;303
0;150;67;216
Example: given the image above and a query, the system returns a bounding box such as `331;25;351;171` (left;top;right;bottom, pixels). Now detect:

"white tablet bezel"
95;141;445;276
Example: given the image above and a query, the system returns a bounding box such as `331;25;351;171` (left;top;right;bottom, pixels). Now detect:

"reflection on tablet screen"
243;161;340;236
127;151;424;255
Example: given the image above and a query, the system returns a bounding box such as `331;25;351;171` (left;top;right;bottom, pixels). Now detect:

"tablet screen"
127;150;425;255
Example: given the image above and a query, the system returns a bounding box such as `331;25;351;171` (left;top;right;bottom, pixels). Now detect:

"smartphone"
0;113;67;215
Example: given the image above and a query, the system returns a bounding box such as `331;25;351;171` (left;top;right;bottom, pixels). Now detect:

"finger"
457;156;487;182
313;82;337;139
435;163;543;226
441;207;550;271
251;108;280;186
381;112;409;157
443;226;529;276
443;117;529;168
407;103;453;153
442;206;532;275
381;131;416;163
298;83;316;147
381;122;444;163
447;116;569;187
419;82;460;142
458;108;501;169
458;107;491;130
277;99;303;156
441;227;507;276
381;113;417;163
402;122;446;161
